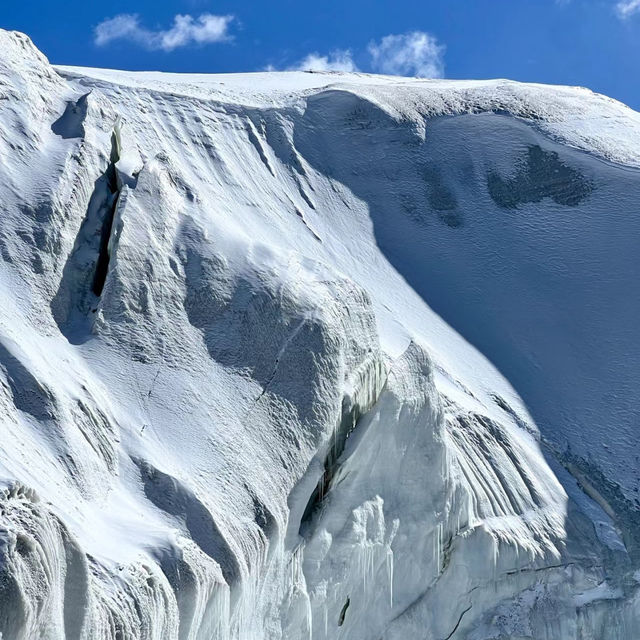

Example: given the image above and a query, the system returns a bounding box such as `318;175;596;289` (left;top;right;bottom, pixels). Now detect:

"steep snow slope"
0;29;639;639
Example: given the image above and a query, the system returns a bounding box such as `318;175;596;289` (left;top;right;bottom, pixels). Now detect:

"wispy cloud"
616;0;640;18
94;13;234;51
273;31;444;78
289;50;358;72
368;32;444;78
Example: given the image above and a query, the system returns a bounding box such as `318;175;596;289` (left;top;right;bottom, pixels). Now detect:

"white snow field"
0;29;639;639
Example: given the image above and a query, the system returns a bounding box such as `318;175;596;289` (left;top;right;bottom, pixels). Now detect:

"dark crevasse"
51;123;127;342
92;129;121;297
299;355;387;536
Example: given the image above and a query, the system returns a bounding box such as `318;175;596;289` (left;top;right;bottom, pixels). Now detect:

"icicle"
435;522;439;575
365;543;369;592
492;535;498;585
212;585;231;640
306;593;313;640
433;522;437;567
436;522;443;574
369;543;374;592
324;601;328;637
386;546;394;608
361;542;368;593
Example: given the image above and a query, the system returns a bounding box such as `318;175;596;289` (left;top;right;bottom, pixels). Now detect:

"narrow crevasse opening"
92;128;121;297
299;355;387;535
299;395;363;532
51;118;132;342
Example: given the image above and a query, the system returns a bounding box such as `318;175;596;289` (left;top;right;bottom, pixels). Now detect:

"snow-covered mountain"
1;29;639;639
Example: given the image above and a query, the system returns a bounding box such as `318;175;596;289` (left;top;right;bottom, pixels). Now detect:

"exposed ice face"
0;29;639;639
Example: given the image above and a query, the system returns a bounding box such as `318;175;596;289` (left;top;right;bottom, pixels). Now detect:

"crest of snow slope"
0;29;639;639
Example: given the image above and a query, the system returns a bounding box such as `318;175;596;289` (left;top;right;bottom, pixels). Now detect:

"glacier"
0;28;640;639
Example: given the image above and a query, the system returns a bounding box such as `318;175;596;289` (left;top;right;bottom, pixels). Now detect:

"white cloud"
268;31;446;78
290;50;358;72
368;31;445;78
616;0;640;18
94;13;234;51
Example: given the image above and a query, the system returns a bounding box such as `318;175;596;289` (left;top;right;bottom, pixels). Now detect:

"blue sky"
3;0;640;109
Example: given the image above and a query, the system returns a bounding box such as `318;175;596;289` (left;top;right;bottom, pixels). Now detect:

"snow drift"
0;29;639;639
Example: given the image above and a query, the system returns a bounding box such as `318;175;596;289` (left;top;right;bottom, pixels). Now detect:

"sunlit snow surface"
1;29;639;639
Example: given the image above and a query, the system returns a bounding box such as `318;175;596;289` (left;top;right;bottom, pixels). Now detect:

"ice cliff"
1;29;639;639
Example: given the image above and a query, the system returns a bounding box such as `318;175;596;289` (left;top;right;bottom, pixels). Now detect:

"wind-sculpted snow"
0;29;639;639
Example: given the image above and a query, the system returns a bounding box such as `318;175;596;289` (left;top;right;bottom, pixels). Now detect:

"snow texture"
0;29;639;639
